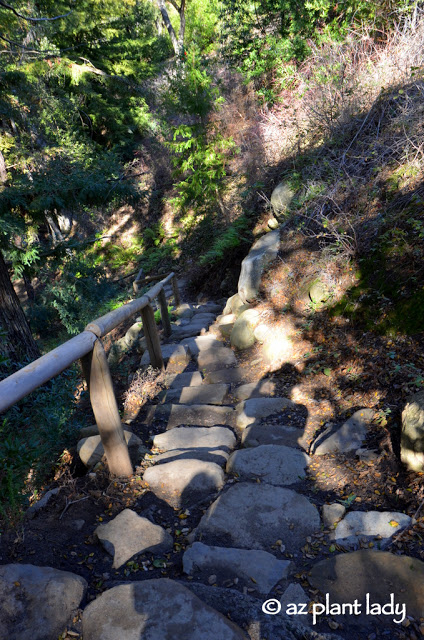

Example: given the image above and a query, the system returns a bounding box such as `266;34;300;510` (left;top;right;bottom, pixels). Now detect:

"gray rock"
227;445;310;486
185;583;342;640
193;313;217;322
26;488;59;518
309;280;329;304
230;309;260;350
238;230;280;303
322;503;346;528
309;550;424;625
0;564;87;640
124;322;144;348
280;584;312;625
174;303;195;319
77;430;141;468
235;380;276;401
172;318;216;340
141;343;189;368
331;511;411;548
204;367;249;385
182;335;224;357
253;323;271;344
198;347;237;372
153;426;236;452
194;483;320;554
195;302;222;314
236;397;295;430
183;542;291;595
164;403;235;429
242;424;305;449
401;389;424;471
143;459;225;508
165;371;203;389
270;182;294;217
95;509;173;568
161;384;229;406
355;447;379;462
312;409;375;455
82;579;246;640
152;448;229;467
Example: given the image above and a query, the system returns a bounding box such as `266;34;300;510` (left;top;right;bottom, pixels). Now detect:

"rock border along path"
4;284;421;640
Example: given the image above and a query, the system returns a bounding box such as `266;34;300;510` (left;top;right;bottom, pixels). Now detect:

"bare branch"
0;1;71;22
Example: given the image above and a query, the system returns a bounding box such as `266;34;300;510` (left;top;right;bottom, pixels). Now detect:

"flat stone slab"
331;511;411;548
0;564;87;640
312;408;375;455
161;384;229;406
143;459;225;508
183;542;291;595
140;343;189;367
226;445;310;486
181;336;224;357
165;371;203;389
241;424;305;449
82;579;246;640
164;404;235;429
153;426;236;452
194;482;320;554
309;550;424;625
151;448;229;467
234;380;276;401
95;509;173;569
77;430;141;468
238;229;280;303
195;302;223;314
204;367;249;385
198;347;237;372
236;397;295;430
171;319;215;340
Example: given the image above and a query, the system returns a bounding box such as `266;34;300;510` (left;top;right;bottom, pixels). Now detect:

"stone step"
150;448;229;467
159;383;229;406
171;318;216;340
204;367;249;385
153;426;236;452
235;397;295;430
165;371;203;389
192;482;320;555
143;458;225;508
140;343;190;368
226;444;311;486
233;379;276;401
155;403;236;430
82;579;246;640
241;423;306;449
197;347;237;372
181;335;224;357
183;542;291;595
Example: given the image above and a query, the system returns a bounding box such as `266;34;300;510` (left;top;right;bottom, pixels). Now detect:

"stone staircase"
1;291;424;640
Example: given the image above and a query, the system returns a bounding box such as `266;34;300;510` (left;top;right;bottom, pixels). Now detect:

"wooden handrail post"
141;304;164;370
172;275;181;308
81;339;133;478
158;288;172;337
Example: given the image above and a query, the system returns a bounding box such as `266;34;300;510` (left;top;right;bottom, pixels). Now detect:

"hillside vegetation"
1;0;424;522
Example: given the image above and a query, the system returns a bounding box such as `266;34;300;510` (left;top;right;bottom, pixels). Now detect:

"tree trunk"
178;0;186;49
156;0;179;54
0;250;40;375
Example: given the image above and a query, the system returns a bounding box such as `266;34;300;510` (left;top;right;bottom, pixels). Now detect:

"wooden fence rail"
0;272;181;478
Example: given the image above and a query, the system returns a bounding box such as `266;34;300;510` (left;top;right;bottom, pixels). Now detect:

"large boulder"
0;564;87;640
270;182;294;219
238;230;280;303
230;309;260;350
311;409;374;456
82;579;246;640
401;389;424;471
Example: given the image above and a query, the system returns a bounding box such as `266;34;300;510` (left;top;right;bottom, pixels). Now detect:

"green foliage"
199;215;251;265
0;368;83;523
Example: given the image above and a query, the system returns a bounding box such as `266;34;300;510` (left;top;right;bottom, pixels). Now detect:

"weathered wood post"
140;304;164;370
81;339;133;478
172;274;181;308
158;288;172;337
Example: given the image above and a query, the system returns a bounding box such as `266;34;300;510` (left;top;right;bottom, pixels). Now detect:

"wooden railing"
0;272;181;478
